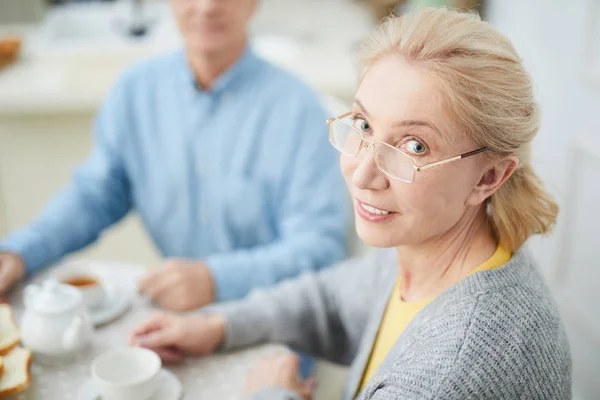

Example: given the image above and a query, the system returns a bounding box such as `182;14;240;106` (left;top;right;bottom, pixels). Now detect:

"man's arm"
205;98;350;301
0;76;134;273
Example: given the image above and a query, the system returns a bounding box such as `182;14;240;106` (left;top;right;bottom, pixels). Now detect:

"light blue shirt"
0;47;349;301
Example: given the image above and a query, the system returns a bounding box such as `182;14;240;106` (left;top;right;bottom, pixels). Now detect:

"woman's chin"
355;223;403;248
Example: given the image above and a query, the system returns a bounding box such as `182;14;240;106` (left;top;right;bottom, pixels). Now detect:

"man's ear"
466;156;519;207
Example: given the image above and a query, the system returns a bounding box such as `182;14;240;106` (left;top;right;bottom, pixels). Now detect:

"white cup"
91;347;161;400
54;266;106;310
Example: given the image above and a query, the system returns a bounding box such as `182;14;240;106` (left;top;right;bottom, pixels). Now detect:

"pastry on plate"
0;347;33;397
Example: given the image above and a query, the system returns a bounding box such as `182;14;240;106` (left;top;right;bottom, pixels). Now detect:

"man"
0;0;348;313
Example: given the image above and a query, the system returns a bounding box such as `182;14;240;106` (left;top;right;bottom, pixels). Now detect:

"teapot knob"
42;280;59;292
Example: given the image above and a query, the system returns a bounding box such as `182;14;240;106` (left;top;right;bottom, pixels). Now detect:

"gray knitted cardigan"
212;247;572;399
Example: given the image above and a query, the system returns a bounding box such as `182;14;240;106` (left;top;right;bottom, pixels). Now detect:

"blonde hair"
359;8;558;252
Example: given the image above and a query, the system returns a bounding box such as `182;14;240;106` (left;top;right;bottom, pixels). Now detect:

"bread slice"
0;305;20;356
0;347;32;397
0;356;4;379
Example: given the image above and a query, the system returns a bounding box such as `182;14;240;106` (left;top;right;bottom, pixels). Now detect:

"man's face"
171;0;257;56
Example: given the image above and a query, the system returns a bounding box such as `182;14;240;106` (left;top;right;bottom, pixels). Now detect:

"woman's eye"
405;139;427;154
353;118;371;133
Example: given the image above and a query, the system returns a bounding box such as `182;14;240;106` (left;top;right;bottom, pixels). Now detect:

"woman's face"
342;55;488;248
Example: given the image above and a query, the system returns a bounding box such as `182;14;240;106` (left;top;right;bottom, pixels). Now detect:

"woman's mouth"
355;200;396;222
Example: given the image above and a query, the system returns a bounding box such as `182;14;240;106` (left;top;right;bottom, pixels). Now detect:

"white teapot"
21;280;94;363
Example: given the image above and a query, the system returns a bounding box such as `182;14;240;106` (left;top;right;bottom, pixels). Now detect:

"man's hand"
139;260;215;311
0;252;25;295
245;352;317;400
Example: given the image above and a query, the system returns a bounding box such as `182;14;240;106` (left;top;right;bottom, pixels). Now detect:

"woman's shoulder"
424;283;572;398
430;247;570;366
376;248;572;399
464;282;570;360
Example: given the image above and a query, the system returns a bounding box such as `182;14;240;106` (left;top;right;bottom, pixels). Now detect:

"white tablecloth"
8;260;282;400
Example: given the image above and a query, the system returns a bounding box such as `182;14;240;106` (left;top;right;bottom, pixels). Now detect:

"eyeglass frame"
326;112;489;183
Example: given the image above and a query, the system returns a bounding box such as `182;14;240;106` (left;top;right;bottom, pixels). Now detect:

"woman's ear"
466;156;519;207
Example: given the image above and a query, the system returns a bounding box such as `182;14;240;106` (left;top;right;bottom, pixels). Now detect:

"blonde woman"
129;8;571;399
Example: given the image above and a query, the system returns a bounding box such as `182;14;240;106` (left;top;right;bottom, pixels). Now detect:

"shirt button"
198;210;207;223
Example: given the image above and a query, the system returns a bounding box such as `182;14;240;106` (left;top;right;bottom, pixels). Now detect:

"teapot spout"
63;314;90;351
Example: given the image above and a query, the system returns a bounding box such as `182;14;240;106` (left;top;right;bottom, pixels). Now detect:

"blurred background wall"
0;0;598;398
485;2;600;399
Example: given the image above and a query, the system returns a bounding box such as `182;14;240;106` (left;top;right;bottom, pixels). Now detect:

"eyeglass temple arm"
326;112;353;125
417;147;488;171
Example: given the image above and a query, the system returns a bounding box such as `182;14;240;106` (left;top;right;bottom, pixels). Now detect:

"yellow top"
358;244;512;392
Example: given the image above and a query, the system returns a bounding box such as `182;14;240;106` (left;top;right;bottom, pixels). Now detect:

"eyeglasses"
326;112;488;183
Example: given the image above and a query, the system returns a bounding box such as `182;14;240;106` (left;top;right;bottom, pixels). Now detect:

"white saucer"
89;284;132;327
77;369;183;400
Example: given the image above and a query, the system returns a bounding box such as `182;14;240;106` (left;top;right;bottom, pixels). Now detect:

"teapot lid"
25;280;82;314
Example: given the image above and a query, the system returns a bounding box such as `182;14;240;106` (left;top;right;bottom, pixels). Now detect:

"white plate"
89;283;132;327
77;368;183;400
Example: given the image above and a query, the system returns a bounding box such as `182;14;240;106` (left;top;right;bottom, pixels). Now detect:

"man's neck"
395;207;497;302
186;38;247;90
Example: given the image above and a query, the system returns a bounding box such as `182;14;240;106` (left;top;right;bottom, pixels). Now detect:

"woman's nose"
351;148;389;191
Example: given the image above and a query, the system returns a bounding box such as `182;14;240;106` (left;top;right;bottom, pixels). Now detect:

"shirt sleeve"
204;250;385;367
205;96;350;301
0;75;134;273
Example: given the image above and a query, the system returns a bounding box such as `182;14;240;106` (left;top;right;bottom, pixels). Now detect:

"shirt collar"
178;44;259;95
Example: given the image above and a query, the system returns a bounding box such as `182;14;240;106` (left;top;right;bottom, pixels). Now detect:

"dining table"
7;259;284;400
